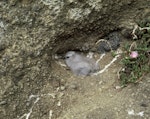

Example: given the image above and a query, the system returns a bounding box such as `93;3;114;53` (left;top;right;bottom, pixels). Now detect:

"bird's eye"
65;56;69;59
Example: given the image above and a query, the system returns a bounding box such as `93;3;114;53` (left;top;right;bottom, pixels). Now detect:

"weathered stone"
97;32;122;53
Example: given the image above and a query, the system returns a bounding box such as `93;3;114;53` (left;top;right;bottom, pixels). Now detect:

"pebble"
69;83;78;90
60;86;66;91
0;101;7;105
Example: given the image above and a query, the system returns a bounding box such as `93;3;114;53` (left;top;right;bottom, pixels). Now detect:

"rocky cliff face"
0;0;150;118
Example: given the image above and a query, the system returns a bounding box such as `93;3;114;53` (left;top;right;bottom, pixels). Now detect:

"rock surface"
97;31;122;53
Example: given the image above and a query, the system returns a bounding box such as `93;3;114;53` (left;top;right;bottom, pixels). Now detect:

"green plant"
119;21;150;86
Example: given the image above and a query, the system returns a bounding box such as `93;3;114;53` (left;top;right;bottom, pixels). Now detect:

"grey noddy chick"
65;51;99;76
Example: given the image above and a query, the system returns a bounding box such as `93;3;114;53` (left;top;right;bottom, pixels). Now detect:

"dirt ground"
2;42;149;119
35;42;150;119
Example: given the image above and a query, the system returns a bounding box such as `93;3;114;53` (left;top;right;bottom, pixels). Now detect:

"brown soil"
38;43;150;119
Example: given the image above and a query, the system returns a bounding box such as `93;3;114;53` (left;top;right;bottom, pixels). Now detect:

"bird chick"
65;51;99;76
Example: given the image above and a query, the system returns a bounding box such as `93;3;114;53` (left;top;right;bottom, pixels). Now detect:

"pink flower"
130;51;138;58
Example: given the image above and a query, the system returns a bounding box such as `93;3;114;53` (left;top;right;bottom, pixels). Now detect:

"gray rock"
97;32;121;53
